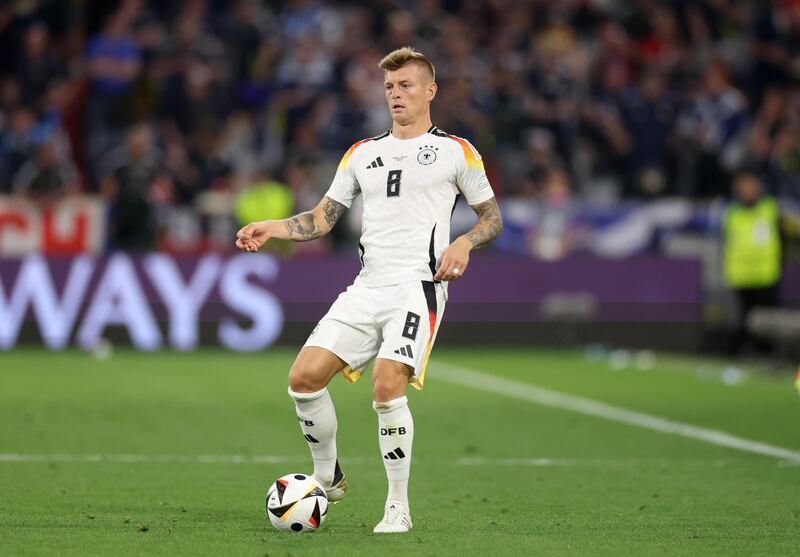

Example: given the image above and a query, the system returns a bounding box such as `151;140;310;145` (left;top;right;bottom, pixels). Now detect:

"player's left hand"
435;236;471;281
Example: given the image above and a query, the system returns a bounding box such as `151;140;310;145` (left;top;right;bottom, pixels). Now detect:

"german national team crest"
417;145;438;165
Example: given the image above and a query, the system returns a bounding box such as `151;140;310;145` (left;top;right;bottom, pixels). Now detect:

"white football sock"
373;396;414;506
288;387;338;486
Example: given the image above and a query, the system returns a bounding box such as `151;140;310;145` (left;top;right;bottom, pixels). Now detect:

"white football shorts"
303;280;447;390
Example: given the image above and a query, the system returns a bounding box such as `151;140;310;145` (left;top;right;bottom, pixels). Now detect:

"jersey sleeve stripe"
337;138;372;169
446;134;484;170
337;130;391;169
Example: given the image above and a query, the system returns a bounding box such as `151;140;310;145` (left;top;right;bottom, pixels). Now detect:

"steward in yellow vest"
723;196;781;289
722;170;782;354
235;174;295;256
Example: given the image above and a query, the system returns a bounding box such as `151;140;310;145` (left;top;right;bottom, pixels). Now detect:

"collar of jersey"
388;125;435;142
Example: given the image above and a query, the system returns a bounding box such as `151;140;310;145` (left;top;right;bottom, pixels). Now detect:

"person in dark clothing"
13;140;77;197
620;71;678;196
101;124;168;250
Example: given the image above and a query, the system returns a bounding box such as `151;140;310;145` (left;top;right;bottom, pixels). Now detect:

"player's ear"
427;82;437;102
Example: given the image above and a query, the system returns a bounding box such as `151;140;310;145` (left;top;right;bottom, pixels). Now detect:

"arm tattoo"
285;212;322;241
322;197;347;229
465;198;504;250
284;197;347;241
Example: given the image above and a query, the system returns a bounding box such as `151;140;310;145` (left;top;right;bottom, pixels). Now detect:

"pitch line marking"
0;454;304;464
0;454;366;465
0;454;578;466
0;454;585;466
0;454;746;467
430;361;800;464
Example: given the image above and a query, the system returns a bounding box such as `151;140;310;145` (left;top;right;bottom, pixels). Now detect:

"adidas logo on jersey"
394;345;414;358
383;447;406;460
366;156;384;169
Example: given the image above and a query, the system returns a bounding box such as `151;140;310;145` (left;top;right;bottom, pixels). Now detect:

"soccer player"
236;47;503;533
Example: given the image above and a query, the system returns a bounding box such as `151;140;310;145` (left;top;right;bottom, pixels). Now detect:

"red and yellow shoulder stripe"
434;128;483;170
338;138;372;169
337;131;391;169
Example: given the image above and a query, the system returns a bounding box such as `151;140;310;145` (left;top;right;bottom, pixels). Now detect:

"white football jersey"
325;125;495;287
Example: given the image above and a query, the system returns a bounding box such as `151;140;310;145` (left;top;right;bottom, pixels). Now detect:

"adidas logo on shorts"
394;345;413;358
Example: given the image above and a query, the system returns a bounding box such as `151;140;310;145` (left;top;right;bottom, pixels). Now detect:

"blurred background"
0;0;799;362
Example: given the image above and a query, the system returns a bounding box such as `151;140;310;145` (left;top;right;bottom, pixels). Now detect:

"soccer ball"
266;473;328;533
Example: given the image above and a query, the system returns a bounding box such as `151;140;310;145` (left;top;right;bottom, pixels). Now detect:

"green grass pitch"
1;348;799;556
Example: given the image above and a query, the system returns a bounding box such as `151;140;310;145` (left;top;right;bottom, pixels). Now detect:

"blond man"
236;47;503;533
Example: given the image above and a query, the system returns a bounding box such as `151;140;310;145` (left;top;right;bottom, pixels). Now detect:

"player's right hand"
236;221;271;252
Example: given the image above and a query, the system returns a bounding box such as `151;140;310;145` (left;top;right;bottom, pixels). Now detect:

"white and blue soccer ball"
266;473;328;533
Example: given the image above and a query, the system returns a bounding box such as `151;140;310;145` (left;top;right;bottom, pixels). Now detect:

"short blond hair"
379;47;435;82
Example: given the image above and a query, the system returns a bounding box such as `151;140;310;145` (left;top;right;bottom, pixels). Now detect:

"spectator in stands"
315;78;373;152
751;1;800;104
771;120;800;201
85;1;142;178
0;0;798;258
15;23;65;107
0;77;22;118
163;139;203;206
12;139;77;198
518;128;561;198
156;5;226;140
101;123;167;251
581;59;631;196
620;71;678;197
745;83;800;202
526;22;580;165
528;167;579;261
0;106;39;192
677;59;749;198
487;38;528;156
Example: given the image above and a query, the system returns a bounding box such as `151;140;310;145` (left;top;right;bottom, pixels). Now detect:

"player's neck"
391;117;433;140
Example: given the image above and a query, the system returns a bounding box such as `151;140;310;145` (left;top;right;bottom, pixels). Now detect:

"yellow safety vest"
723;197;781;288
235;181;294;225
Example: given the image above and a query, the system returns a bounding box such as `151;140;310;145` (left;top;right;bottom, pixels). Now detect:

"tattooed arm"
235;196;347;251
464;198;504;250
284;195;347;241
433;197;504;281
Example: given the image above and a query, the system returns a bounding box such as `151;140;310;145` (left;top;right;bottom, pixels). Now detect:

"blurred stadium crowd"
0;0;799;252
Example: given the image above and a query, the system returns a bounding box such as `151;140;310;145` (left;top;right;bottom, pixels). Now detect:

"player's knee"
288;364;325;393
372;374;407;402
372;361;413;401
372;381;398;402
